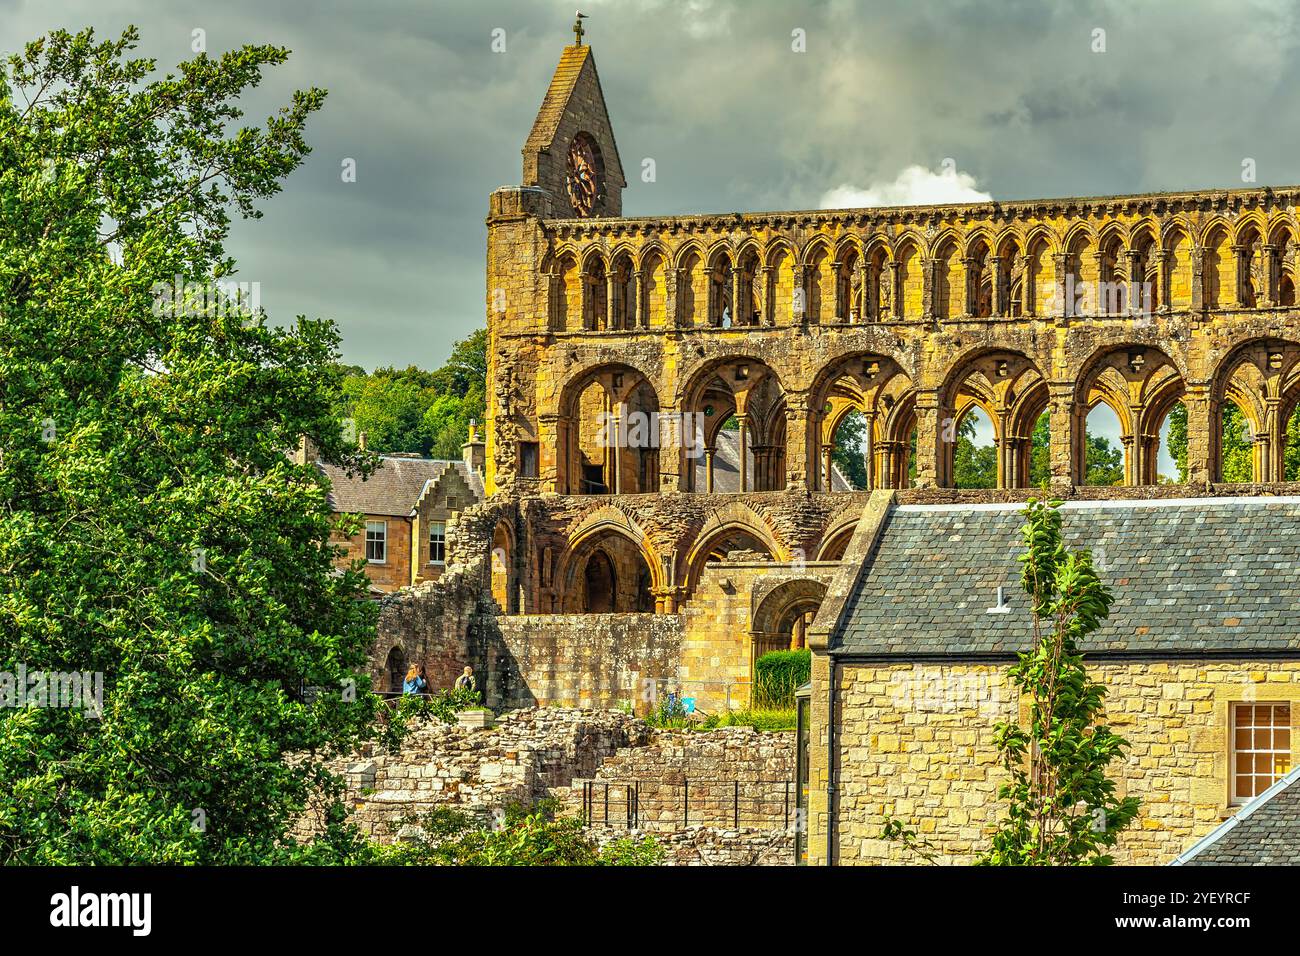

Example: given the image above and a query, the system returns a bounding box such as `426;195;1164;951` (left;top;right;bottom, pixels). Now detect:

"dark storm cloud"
7;0;1300;368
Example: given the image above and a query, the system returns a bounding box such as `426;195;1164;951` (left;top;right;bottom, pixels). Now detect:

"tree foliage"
335;329;486;458
980;497;1140;864
0;27;384;863
364;801;664;866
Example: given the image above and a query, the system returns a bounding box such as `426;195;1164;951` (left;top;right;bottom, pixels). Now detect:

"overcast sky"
9;0;1300;475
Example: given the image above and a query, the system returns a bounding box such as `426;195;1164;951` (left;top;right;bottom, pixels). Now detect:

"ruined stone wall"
482;612;683;711
297;708;650;843
488;183;1300;502
567;725;797;864
808;660;1300;866
590;826;796;866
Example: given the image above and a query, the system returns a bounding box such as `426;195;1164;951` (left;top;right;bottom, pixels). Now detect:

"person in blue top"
401;664;427;696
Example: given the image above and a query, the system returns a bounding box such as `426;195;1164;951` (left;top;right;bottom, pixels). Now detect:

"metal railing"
580;778;794;832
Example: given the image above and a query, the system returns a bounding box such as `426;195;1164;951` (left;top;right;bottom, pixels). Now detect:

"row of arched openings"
546;220;1300;331
553;340;1300;495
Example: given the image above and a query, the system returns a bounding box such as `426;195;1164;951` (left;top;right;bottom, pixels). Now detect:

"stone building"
804;493;1300;865
371;20;1300;862
317;429;485;595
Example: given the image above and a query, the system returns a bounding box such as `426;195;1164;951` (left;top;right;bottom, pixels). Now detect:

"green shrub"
367;800;665;866
714;708;797;731
753;650;811;709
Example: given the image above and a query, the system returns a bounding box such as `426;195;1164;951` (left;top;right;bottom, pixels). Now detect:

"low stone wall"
566;726;796;833
592;826;796;866
298;708;649;842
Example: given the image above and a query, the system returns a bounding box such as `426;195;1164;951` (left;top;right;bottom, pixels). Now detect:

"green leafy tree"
1287;407;1300;481
1166;402;1189;482
1220;402;1255;482
336;332;487;457
831;410;869;489
952;412;996;489
0;27;383;863
1028;412;1051;486
1084;433;1125;486
981;497;1140;864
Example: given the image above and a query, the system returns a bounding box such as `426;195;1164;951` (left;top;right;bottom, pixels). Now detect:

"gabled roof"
833;497;1300;658
317;456;483;518
1172;766;1300;865
522;44;626;189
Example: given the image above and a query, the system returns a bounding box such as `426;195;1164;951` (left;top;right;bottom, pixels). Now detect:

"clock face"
566;134;602;217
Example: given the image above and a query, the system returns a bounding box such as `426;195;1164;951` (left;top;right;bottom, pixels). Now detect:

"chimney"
358;431;368;451
294;434;320;467
462;419;485;475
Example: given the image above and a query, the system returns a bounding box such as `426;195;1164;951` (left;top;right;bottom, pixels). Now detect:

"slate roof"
1173;766;1300;865
317;456;484;518
833;498;1300;657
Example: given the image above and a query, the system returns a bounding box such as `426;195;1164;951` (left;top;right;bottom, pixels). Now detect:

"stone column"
1048;384;1075;491
861;410;877;490
1232;244;1249;306
736;414;749;492
1016;254;1033;315
1262;244;1279;308
921;258;936;321
1052;252;1070;321
610;401;624;494
760;265;775;325
544;269;561;331
729;266;742;327
705;447;716;493
792;265;808;325
1191;245;1205;312
784;393;810;493
665;267;681;327
963;256;978;315
888;261;902;317
1183;384;1212;486
990;257;1006;316
633;269;645;329
538;412;560;492
852;260;867;323
604;271;615;330
658;406;684;492
913;390;941;489
1153;250;1171;312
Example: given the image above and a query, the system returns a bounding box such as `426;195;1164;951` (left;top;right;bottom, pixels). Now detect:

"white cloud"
819;165;993;210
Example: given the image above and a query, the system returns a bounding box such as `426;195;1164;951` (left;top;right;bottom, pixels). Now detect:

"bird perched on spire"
573;11;588;46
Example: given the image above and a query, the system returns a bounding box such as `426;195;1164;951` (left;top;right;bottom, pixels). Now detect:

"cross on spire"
573;11;587;46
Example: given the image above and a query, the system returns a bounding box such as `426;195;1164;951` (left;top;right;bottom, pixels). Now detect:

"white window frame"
365;520;387;564
428;521;447;565
1231;701;1291;805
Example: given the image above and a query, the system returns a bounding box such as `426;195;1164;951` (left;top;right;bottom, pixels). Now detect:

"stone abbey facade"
483;34;1300;625
368;27;1300;864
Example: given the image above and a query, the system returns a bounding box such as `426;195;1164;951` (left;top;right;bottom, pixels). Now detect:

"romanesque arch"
1211;338;1300;482
1073;343;1186;485
750;578;827;659
557;519;659;614
682;501;786;595
808;351;916;491
680;356;787;493
938;348;1049;488
557;363;661;495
